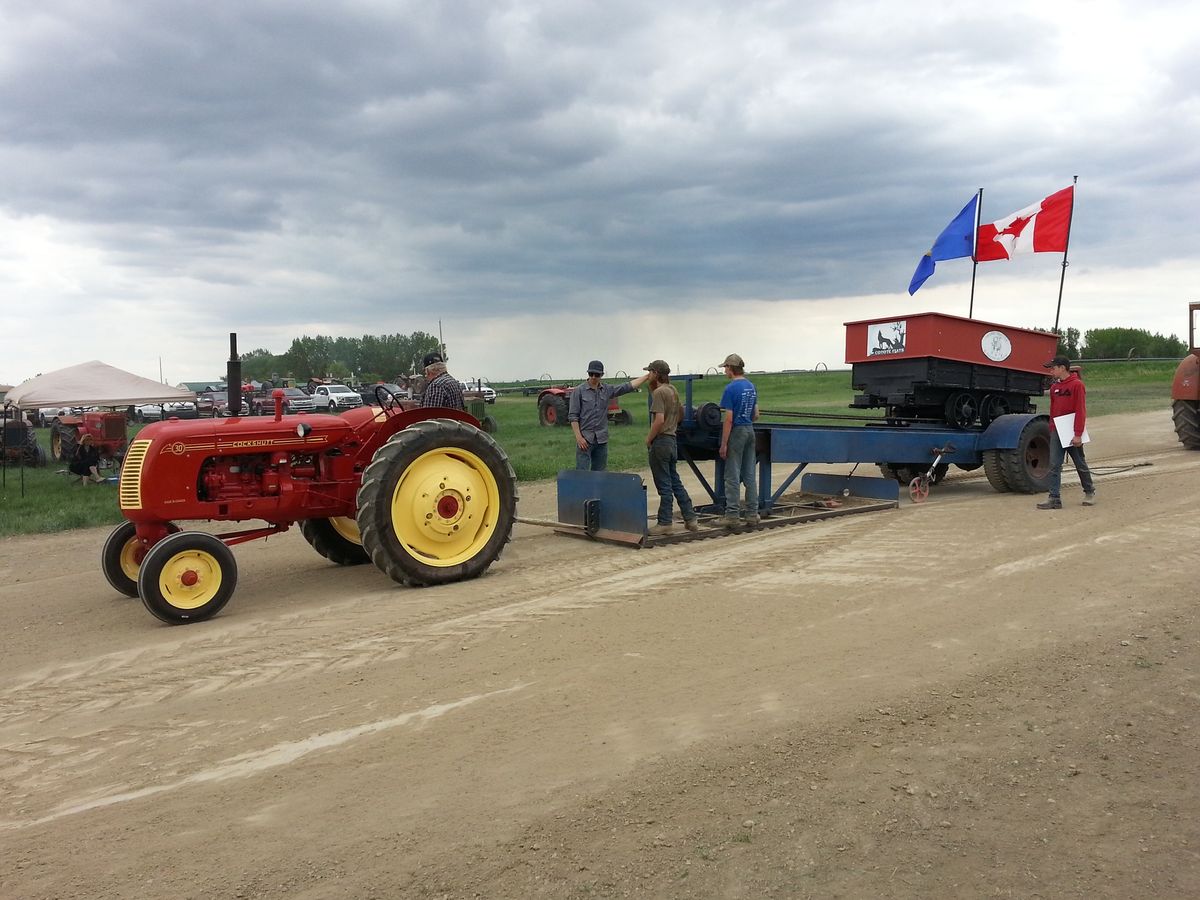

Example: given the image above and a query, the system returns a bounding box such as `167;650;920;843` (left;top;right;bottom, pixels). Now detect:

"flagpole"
968;187;982;318
1053;175;1078;332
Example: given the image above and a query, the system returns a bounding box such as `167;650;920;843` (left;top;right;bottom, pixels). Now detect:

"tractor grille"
102;415;125;440
120;440;152;510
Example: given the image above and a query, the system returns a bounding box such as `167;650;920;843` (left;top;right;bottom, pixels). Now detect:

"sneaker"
683;518;700;532
1036;499;1062;510
717;514;741;528
1082;493;1096;506
648;523;675;536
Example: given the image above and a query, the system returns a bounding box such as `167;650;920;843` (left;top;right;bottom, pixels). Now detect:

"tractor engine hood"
136;413;355;454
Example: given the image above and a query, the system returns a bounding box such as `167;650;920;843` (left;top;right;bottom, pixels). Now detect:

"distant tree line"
235;332;443;384
1048;326;1185;360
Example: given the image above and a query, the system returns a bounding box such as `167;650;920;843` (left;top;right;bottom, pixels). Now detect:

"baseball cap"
1043;354;1071;369
643;359;670;375
586;359;604;375
422;351;444;368
720;353;745;368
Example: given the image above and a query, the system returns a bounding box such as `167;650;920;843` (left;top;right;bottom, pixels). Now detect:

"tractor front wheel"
357;418;517;587
299;517;370;566
138;532;238;624
102;521;180;597
1172;399;1200;449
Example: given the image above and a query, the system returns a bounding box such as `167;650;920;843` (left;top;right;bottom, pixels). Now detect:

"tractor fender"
975;413;1046;451
1171;352;1200;402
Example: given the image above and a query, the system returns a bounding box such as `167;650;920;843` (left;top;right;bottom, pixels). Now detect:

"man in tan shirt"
643;360;698;536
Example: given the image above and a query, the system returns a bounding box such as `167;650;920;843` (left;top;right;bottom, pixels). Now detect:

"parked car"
251;387;316;415
36;407;81;427
311;384;364;412
200;392;250;417
460;380;497;404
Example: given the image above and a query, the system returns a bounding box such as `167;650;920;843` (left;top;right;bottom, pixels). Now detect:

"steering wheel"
374;384;403;416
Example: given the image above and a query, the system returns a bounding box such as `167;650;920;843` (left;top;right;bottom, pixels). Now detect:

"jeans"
1047;431;1095;499
575;440;609;471
648;435;695;525
723;425;758;517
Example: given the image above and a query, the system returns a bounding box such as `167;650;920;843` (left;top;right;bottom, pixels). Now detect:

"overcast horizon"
3;0;1198;387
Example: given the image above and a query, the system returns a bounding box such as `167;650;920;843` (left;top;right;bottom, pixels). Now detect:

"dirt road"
2;410;1197;899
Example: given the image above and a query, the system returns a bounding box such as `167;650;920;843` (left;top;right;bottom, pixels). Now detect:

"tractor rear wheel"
299;517;370;566
1172;399;1200;449
103;521;180;597
357;418;517;587
480;415;498;434
138;532;238;624
52;424;78;462
612;408;633;426
982;449;1011;492
999;416;1052;493
538;394;568;426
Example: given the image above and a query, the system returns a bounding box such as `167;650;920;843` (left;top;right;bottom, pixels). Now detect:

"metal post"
1053;175;1079;332
968;188;982;318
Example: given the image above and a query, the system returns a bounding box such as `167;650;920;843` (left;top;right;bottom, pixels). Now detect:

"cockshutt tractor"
104;337;517;624
1171;301;1200;450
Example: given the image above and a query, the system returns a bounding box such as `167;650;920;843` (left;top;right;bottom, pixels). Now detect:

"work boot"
1036;498;1062;510
683;518;700;532
745;514;761;527
1082;493;1096;506
648;523;675;536
717;514;741;528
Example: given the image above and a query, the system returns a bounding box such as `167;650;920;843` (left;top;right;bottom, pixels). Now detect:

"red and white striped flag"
975;185;1074;261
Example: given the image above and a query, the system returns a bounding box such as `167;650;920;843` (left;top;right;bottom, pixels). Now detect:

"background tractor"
50;410;128;464
1171;300;1200;449
537;386;633;427
104;336;517;625
1;412;47;467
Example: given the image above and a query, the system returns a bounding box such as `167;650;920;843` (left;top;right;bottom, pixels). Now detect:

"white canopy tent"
5;361;196;409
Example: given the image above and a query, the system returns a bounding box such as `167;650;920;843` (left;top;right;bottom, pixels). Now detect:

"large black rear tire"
1172;399;1200;449
357;419;517;587
299;517;370;566
999;417;1052;493
982;450;1010;492
52;424;78;462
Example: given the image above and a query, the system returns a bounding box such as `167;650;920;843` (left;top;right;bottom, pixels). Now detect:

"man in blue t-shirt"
717;353;760;527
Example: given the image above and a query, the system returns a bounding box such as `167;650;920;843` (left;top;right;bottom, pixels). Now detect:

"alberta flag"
975;185;1074;261
908;194;979;295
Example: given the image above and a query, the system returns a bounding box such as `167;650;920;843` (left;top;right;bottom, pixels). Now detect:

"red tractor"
50;411;128;464
102;338;517;625
1171;300;1200;450
537;386;633;427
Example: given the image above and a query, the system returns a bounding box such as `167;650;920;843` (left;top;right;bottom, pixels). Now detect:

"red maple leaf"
999;214;1032;238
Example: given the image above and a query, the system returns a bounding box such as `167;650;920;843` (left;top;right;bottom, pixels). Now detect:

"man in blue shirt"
717;353;760;527
568;360;650;470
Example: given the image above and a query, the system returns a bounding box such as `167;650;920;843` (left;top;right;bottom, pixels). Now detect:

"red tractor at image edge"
103;337;517;625
536;386;633;427
1171;300;1200;450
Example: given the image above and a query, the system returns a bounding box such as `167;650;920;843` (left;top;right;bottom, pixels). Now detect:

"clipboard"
1052;413;1089;445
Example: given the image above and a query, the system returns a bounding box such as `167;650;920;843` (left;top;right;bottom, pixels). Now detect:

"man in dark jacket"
419;352;465;410
1037;355;1096;509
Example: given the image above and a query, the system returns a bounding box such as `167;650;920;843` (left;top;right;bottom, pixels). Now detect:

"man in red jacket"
1037;355;1096;509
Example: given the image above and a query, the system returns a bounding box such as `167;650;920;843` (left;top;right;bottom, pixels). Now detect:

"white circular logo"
981;330;1012;362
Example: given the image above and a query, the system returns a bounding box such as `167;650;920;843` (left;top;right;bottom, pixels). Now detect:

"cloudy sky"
2;0;1197;387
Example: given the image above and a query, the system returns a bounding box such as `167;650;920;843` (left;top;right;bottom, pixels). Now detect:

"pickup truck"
311;383;364;412
250;387;316;415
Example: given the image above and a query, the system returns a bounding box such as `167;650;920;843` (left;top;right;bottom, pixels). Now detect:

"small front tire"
138;532;238;624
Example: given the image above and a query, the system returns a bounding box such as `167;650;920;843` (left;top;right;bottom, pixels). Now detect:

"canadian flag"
975;185;1074;261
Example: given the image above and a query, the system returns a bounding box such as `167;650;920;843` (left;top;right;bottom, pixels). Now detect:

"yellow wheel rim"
390;447;500;567
119;538;143;582
157;549;223;610
330;516;362;545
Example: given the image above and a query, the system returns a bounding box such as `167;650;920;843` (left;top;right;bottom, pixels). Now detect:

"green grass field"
0;360;1182;537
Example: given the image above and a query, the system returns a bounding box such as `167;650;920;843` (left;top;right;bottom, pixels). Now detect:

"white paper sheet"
1053;413;1090;445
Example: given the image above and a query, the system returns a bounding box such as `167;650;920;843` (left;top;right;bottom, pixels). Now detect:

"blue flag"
908;194;978;295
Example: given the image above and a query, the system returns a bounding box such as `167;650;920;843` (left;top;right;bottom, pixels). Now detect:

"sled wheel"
908;476;930;503
102;521;180;597
299;516;370;566
944;392;977;429
357;418;517;587
138;532;237;624
1000;416;1052;494
978;394;1011;428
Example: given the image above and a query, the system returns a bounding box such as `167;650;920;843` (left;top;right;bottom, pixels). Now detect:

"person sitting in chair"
69;434;105;485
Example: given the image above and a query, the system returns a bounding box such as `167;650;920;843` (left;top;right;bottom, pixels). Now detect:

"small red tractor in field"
50;411;128;464
103;337;517;625
537;386;633;427
1171;300;1200;450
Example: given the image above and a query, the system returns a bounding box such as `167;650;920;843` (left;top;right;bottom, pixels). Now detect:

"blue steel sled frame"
668;374;1053;515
